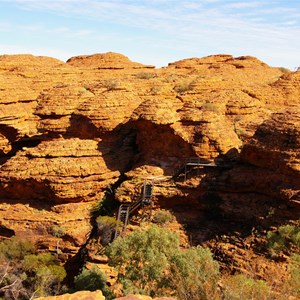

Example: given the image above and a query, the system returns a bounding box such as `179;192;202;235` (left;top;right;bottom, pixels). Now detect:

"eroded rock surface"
0;53;299;284
37;290;105;300
37;291;176;300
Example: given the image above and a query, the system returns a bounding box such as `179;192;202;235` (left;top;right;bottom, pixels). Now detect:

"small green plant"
152;209;174;225
135;72;155;79
267;223;300;257
222;274;271;300
278;67;290;74
235;128;246;137
90;195;118;217
22;252;66;296
51;225;66;238
201;102;219;112
289;254;300;295
149;85;161;95
0;236;33;260
171;246;220;300
0;237;66;299
73;266;114;299
96;215;122;246
266;207;275;219
104;79;120;90
174;80;195;94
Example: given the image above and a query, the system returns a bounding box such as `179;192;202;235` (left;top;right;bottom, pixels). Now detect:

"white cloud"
225;1;262;9
0;22;11;32
2;0;300;69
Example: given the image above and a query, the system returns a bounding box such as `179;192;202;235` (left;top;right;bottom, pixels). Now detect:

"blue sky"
0;0;299;69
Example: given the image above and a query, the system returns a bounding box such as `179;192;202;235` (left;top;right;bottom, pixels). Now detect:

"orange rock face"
36;291;175;300
0;52;299;274
211;108;300;207
66;52;155;70
0;138;120;202
37;290;105;300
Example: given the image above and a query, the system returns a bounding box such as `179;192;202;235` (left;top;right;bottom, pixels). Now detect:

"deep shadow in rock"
0;124;19;163
99;119;198;176
0;225;15;238
132;120;196;166
68;115;198;176
67;114;100;140
155;143;299;248
0;178;56;210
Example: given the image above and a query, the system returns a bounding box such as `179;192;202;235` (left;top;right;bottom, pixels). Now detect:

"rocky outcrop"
0;137;121;202
0;201;93;258
37;290;105;300
0;55;82;154
115;295;176;300
242;108;300;175
213;108;300;206
67;52;155;70
271;71;300;105
0;52;299;285
37;291;176;300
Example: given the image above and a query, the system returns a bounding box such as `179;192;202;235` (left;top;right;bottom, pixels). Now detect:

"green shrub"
0;237;66;299
106;225;219;298
267;223;300;256
278;67;290;74
104;79;120;90
170;246;220;300
152;210;174;225
0;236;34;260
23;253;66;297
289;254;300;295
135;72;155;79
73;267;114;299
91;195;118;217
51;225;66;238
149;86;161;95
174;80;194;94
222;274;271;300
96;215;122;246
201;102;219;112
107;225;179;296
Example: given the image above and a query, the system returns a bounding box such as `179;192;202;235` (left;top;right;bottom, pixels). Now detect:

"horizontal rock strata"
0;52;299;272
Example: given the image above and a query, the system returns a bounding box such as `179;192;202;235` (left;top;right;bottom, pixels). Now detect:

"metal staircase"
113;157;231;238
114;179;154;238
184;157;217;181
114;203;130;238
143;182;153;204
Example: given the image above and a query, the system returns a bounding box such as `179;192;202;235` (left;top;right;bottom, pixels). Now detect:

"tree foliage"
0;237;66;299
106;225;219;299
73;267;114;299
152;210;174;225
267;223;300;256
289;254;300;296
170;246;220;300
96;215;122;246
222;274;271;300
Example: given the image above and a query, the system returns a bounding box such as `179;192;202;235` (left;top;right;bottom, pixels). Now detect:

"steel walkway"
114;178;157;238
114;157;232;238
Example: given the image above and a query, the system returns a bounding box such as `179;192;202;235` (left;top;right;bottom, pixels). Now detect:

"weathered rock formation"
37;291;175;300
0;52;299;287
37;290;105;300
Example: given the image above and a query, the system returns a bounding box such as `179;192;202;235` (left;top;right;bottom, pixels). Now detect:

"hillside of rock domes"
0;52;299;295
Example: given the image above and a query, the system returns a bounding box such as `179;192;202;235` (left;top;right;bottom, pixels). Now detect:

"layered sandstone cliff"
0;52;299;282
